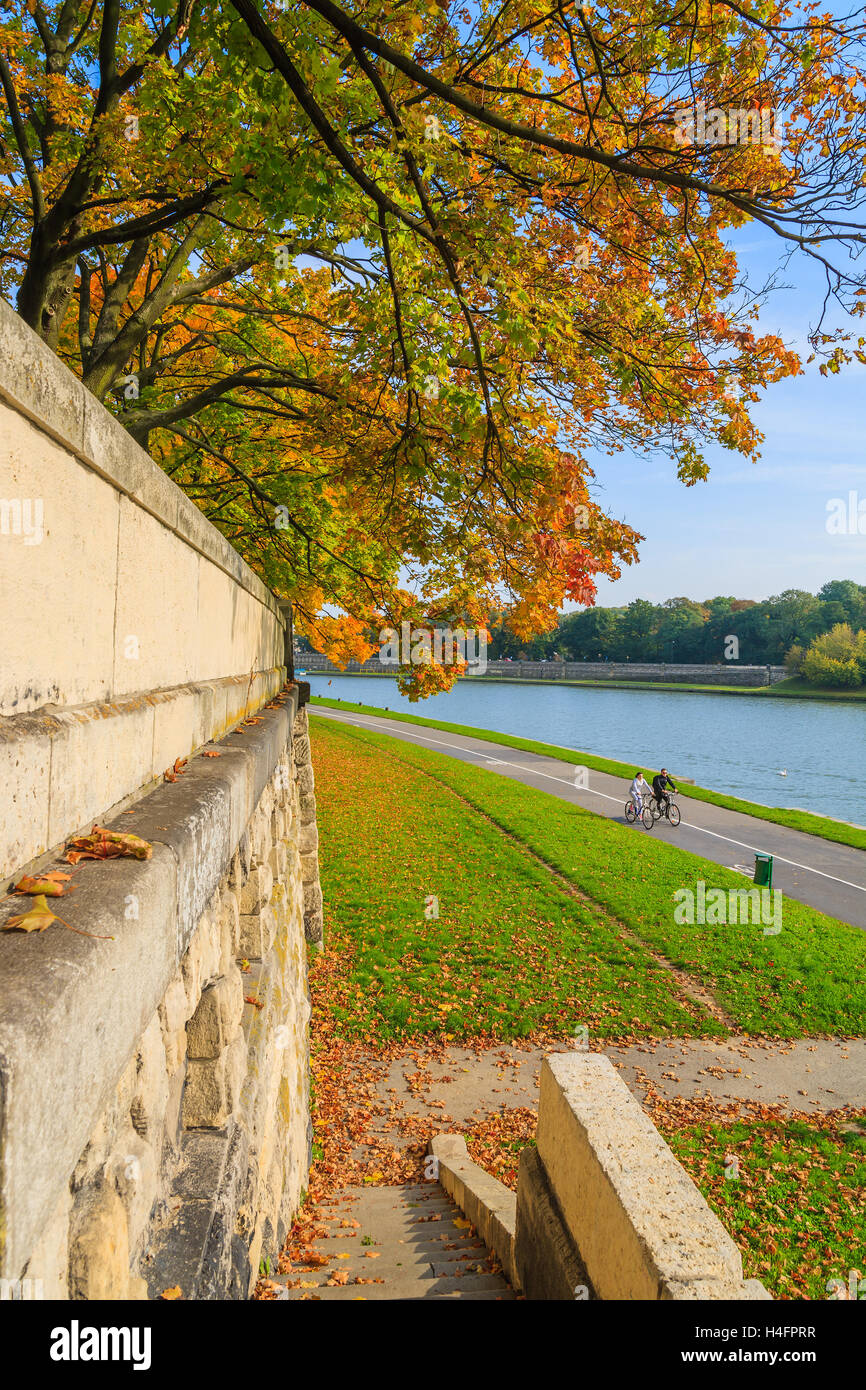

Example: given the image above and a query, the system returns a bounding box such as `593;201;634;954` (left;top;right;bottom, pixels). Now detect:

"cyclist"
629;771;650;821
652;767;678;816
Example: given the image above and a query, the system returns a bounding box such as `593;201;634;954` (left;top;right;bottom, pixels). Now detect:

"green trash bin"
754;853;774;888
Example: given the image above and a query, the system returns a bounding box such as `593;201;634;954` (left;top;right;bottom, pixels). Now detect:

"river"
306;674;863;824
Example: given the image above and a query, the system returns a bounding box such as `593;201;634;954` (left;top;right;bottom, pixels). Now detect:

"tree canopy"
2;0;864;694
488;581;866;664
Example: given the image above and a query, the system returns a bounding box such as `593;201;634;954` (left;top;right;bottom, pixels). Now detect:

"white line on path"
316;709;866;896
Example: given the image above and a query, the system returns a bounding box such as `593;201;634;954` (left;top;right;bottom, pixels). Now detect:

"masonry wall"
0;302;321;1298
298;653;788;687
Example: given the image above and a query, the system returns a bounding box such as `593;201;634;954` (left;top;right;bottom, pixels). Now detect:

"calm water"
307;675;864;824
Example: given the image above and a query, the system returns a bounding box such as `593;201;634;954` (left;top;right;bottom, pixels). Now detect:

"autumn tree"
2;0;865;694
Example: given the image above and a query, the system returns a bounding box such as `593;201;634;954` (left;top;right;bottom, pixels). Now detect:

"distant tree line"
487;581;866;668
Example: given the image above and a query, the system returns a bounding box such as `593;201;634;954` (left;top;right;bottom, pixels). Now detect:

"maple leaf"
12;872;72;897
160;1287;183;1300
65;827;152;863
3;894;114;939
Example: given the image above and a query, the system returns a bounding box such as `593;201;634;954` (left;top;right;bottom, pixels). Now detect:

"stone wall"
298;654;788;687
0;302;320;1299
0;692;321;1300
0;295;289;882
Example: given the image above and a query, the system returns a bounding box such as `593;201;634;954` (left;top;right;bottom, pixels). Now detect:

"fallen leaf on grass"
3;894;115;939
66;827;152;863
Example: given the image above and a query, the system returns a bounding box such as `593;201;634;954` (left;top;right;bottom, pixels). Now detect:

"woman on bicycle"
630;771;650;821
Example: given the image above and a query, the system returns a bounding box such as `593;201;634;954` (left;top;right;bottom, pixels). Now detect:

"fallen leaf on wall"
3;894;114;939
66;827;152;863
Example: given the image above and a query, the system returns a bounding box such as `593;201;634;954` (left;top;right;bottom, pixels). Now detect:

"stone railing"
0;301;320;1299
431;1053;771;1301
297;653;788;687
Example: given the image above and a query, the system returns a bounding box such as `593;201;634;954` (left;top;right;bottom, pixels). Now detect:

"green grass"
766;677;866;701
311;718;710;1042
311;696;866;851
311;716;866;1039
661;1113;866;1300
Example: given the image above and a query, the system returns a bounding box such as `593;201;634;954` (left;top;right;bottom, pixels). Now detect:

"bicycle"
625;799;639;823
641;791;681;830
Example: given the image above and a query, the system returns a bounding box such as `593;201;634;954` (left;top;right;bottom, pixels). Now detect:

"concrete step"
277;1182;515;1302
280;1273;514;1301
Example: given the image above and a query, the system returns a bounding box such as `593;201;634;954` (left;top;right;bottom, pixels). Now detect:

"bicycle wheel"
641;805;654;830
625;801;636;823
667;801;681;826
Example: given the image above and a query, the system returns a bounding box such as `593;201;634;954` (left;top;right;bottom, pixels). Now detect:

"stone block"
184;1053;230;1129
110;1131;158;1256
23;1184;72;1301
536;1054;745;1300
298;822;318;855
303;881;322;916
239;863;273;916
238;905;277;959
68;1182;130;1301
296;764;315;799
187;973;244;1060
514;1145;589;1299
131;1015;169;1142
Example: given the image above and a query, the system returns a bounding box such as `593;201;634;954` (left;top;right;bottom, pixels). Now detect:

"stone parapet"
0;690;312;1299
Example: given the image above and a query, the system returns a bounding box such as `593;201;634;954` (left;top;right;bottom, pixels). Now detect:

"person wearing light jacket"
630;771;650;820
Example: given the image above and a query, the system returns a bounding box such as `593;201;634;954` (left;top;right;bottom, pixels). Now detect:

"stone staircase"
273;1183;516;1300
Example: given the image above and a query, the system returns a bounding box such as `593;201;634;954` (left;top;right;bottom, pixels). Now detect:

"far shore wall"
296;654;788;687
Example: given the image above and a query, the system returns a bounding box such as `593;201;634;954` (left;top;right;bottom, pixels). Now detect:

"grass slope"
310;716;866;1039
311;696;866;851
660;1110;866;1301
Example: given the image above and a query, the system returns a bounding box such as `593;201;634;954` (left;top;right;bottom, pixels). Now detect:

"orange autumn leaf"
65;827;152;864
12;872;72;897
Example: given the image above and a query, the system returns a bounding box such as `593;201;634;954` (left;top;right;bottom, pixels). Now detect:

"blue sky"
587;230;866;607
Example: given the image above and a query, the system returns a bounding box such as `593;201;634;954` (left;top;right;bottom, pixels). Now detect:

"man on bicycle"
652;768;678;816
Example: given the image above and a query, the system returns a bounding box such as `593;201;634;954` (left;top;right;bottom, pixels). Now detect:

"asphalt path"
311;705;866;931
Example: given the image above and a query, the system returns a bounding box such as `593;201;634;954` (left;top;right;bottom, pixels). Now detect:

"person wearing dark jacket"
652;768;677;815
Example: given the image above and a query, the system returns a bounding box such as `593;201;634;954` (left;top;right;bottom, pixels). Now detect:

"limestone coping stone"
0;296;279;618
536;1053;770;1300
0;669;285;882
0;687;298;1280
428;1134;519;1289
